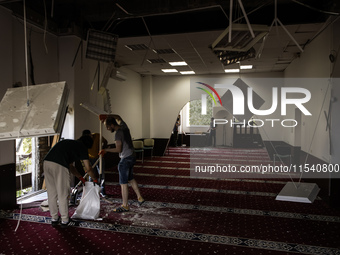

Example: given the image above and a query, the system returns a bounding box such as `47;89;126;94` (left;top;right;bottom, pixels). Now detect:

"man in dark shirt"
173;115;181;147
208;117;216;147
43;135;99;228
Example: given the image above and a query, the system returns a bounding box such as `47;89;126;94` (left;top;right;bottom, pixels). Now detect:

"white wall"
11;15;59;86
103;67;143;142
284;22;335;162
151;76;191;138
329;19;340;165
142;75;152;139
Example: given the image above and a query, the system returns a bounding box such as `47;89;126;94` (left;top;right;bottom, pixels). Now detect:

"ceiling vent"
153;49;175;54
147;58;166;64
125;44;149;51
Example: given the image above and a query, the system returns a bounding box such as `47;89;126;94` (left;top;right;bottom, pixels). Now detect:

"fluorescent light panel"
169;61;187;66
162;69;178;73
225;69;240;73
240;65;253;69
180;71;195;75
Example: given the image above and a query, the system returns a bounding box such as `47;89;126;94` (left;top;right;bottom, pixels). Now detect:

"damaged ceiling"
1;0;339;75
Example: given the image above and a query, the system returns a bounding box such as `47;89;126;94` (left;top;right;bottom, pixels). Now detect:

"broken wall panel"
0;82;69;140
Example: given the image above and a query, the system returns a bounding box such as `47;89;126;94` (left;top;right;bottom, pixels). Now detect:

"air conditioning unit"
110;68;126;81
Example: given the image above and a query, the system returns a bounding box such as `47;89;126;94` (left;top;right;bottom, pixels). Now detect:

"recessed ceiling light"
225;69;240;73
180;71;195;75
240;65;253;69
161;69;178;73
169;61;187;66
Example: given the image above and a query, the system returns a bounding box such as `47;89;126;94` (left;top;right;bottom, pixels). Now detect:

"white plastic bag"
71;182;101;220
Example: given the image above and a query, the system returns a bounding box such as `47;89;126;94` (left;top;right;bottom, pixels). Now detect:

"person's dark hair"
105;116;118;126
82;129;91;136
78;135;93;149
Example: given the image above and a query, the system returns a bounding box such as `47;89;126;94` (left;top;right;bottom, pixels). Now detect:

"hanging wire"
140;17;157;67
15;0;31;232
43;0;49;54
291;0;340;16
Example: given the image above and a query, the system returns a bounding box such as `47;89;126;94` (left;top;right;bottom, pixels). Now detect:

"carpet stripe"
117;171;289;184
106;181;288;198
2;212;339;255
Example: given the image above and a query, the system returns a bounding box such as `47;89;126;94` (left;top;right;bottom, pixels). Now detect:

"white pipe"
277;18;304;52
237;0;255;38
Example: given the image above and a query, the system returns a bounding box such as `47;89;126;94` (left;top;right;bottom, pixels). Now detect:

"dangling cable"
140;17;158;67
43;0;48;54
15;0;31;232
14;165;23;232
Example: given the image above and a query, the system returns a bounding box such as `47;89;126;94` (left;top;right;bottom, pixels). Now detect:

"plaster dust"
100;200;190;229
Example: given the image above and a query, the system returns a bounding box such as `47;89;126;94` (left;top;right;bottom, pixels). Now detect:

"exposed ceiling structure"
1;0;339;76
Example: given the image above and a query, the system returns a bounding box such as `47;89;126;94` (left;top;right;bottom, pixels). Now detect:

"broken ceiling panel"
0;82;69;140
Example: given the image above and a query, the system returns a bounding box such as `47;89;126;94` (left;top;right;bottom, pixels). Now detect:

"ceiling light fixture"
161;69;178;73
212;24;268;52
210;24;268;66
169;61;187;66
240;65;253;69
225;69;240;73
180;71;195;75
215;48;256;66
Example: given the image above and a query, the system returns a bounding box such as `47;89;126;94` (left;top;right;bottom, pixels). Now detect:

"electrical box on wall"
0;81;69;140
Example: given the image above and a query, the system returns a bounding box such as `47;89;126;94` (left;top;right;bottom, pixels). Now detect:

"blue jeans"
118;155;136;184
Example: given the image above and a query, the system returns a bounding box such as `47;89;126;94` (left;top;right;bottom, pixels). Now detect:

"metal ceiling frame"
211;24;269;52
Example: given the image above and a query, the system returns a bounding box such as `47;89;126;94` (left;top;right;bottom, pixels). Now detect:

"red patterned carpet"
1;146;340;255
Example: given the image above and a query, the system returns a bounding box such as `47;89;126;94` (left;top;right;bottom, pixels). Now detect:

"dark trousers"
209;130;216;147
173;131;178;146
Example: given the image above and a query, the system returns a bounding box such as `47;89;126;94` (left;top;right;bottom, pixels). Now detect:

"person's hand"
99;114;108;123
98;149;106;156
79;176;86;184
